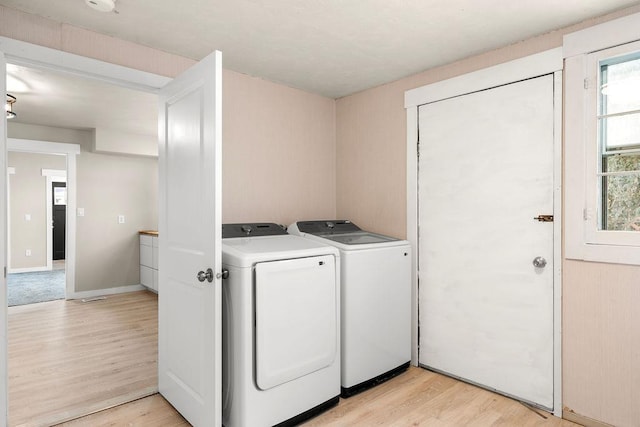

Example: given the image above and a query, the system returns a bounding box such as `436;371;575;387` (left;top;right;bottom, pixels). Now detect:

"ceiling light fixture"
85;0;115;13
6;94;16;119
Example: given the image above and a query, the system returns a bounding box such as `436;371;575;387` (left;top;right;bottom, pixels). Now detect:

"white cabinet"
140;233;159;293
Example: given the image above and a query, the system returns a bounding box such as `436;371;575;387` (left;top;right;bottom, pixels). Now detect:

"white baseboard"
7;266;49;274
67;284;146;300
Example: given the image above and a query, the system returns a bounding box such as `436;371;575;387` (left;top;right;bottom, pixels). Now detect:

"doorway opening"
6;154;67;307
4;60;159;425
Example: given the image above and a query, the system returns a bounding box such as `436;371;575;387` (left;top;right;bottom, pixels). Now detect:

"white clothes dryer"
288;220;411;397
222;223;341;427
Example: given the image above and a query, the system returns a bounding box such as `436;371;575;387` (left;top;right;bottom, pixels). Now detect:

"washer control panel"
295;220;361;235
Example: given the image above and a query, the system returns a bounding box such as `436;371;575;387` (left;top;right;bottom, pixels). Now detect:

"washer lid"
291;220;401;245
319;231;398;245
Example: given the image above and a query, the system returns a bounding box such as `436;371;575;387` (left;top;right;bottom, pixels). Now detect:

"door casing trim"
1;36;169;425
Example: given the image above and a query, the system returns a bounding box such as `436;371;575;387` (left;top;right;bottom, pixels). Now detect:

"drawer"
152;236;159;247
140;244;153;267
140;265;153;288
140;234;153;246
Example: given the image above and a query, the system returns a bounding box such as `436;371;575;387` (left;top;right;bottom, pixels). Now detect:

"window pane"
601;56;640;115
599;113;640;150
604;154;640;173
54;187;67;205
602;174;640;231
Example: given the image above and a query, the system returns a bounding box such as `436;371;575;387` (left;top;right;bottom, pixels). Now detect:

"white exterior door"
158;50;223;426
418;75;555;409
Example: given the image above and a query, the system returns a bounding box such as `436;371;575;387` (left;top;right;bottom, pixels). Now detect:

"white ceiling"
3;0;640;137
6;63;158;136
2;0;640;98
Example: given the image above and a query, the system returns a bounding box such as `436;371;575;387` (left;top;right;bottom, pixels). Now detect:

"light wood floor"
303;367;579;426
8;290;158;427
55;367;581;426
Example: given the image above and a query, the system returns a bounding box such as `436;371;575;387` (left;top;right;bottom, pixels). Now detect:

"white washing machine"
221;223;341;427
288;220;411;397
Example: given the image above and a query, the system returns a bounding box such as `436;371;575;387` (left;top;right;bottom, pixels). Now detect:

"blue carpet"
7;270;65;307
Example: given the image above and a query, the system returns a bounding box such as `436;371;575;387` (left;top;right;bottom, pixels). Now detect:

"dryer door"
255;255;337;390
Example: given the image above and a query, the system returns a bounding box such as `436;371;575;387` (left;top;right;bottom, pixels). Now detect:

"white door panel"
158;50;222;426
418;75;554;409
0;52;8;425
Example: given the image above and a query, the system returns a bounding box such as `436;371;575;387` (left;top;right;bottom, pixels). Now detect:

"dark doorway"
52;182;66;261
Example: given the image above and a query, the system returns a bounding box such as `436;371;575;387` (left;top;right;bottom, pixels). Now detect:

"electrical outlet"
25;249;31;257
77;208;85;217
118;215;125;224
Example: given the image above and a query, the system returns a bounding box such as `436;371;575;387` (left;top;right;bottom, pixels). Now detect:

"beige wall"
7;151;66;269
8;123;158;292
335;6;640;427
222;70;336;225
563;260;640;426
75;149;158;292
4;3;640;426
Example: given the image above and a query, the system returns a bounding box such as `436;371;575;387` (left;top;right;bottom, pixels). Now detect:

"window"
584;42;640;250
598;52;640;232
564;13;640;265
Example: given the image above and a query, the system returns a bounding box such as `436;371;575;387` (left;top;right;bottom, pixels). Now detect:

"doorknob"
197;268;214;283
532;257;547;268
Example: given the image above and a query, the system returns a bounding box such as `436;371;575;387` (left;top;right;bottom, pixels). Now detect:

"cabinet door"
140;265;153;288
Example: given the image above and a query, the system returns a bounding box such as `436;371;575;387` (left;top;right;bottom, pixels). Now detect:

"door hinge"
3;266;6;278
533;214;554;222
584;78;589;89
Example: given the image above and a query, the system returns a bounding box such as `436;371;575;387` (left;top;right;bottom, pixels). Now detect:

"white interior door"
418;75;555;409
0;51;8;425
158;50;222;426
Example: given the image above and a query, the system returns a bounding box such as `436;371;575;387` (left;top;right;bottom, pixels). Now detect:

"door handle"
197;268;214;283
532;257;547;268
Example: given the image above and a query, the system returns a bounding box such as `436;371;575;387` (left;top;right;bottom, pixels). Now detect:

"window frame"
564;13;640;265
586;41;640;246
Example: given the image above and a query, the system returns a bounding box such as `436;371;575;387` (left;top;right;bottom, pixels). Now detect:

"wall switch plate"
77;208;85;217
25;249;31;257
118;215;125;224
24;214;31;221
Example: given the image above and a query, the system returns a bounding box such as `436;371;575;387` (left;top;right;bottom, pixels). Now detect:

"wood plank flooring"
55;394;189;427
8;291;158;427
55;367;581;426
303;367;579;427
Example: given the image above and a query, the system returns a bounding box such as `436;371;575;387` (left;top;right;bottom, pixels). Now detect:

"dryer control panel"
222;223;287;238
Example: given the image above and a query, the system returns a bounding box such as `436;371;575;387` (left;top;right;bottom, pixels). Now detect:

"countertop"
139;230;158;236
